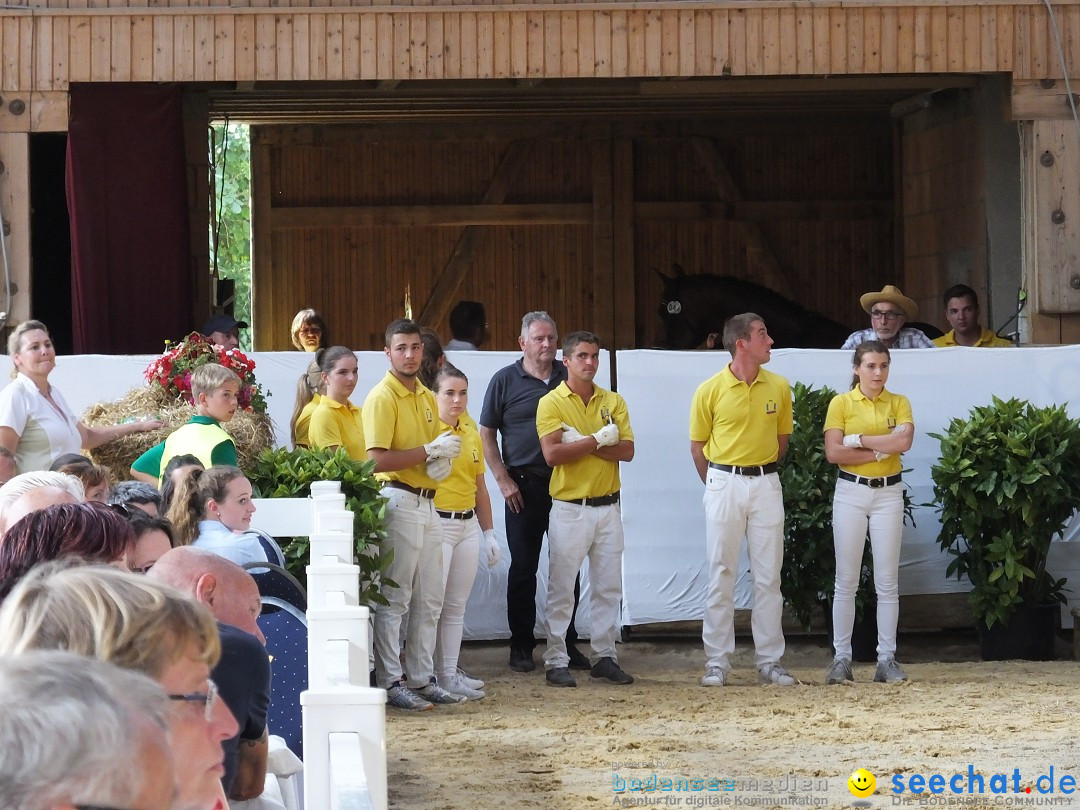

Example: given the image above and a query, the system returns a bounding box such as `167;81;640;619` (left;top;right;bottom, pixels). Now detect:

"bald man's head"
148;547;264;642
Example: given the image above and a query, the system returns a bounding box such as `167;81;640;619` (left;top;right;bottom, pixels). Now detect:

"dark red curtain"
66;83;193;354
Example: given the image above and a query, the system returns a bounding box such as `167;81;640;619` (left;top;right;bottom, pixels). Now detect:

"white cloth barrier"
30;347;1080;634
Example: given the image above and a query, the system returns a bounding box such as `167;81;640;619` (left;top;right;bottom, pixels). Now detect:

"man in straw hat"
841;285;935;350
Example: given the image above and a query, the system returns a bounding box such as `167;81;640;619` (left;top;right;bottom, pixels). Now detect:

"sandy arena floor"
386;633;1080;810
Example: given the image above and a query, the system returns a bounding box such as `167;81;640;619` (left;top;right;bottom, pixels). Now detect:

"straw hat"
859;285;918;320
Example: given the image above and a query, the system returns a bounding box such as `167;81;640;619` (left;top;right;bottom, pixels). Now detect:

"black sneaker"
590;656;634;685
566;644;591;670
508;648;536;673
545;667;577;687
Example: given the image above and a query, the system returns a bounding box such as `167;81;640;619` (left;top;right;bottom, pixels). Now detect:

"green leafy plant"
930;396;1078;629
248;445;394;606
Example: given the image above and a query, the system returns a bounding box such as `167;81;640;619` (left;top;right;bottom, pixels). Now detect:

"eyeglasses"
299;326;322;336
168;679;219;722
870;310;904;321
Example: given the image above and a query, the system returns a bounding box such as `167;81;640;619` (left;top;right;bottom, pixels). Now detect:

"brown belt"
384;481;436;499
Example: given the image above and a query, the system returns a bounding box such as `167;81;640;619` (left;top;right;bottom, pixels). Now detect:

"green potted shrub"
248;445;393;607
930;396;1079;660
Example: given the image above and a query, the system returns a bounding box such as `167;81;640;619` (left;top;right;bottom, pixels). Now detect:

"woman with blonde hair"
289;358;324;448
0;562;238;810
290;308;329;352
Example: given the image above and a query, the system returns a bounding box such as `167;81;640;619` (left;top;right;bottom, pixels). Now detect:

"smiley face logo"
848;768;876;798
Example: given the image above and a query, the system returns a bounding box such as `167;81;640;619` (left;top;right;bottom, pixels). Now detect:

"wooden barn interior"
1;3;1079;351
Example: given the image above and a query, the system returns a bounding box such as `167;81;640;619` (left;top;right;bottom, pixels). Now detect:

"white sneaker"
825;658;853;685
441;672;487;700
414;677;467;704
701;666;728;687
386;683;433;712
456;667;485;690
757;663;796;686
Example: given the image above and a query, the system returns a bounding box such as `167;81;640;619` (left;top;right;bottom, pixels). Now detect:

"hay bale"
83;386;275;482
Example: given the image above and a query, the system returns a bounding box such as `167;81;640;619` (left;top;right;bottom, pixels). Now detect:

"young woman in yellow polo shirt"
823;340;914;686
308;346;365;460
429;365;499;701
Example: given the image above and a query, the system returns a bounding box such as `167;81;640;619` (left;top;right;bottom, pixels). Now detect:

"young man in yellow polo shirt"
363;318;464;711
689;313;796;688
932;284;1013;347
536;331;635;688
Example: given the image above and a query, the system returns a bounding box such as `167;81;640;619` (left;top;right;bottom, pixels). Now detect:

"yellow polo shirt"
433;415;484;511
824;387;913;478
362;370;440;489
308;396;365;461
689;365;792;466
293;393;321;447
536;382;633;501
933;328;1012;347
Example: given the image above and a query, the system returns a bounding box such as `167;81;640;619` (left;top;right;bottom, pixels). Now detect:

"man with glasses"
841;285;935;350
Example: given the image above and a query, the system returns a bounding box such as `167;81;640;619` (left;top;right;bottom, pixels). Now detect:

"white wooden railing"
251;482;387;810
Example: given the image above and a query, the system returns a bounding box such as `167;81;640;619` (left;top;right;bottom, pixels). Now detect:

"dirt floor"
386;632;1080;810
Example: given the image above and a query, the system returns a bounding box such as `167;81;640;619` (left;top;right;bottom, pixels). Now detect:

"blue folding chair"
257;597;308;759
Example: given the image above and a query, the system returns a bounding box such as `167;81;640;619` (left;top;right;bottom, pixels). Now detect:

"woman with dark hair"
823;339;914;686
159;454;204;513
418;328;445;390
0;502;136;600
289;358;324;448
126;512;176;574
290;308;329;352
308;347;364;460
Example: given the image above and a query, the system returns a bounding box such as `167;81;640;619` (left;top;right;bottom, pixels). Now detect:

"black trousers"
505;470;580;651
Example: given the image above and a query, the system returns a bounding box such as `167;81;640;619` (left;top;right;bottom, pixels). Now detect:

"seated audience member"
0;563;240;810
50;453;111;501
0;649;175;810
0;470;84;535
932;284;1013;347
291;308;329;352
445;300;487;350
127;512;177;574
151;546;271;801
841;285;935;350
168;465;284;569
130;363;240;485
108;479;163;516
204;314;247;351
0;502;136;600
161;454;205;512
290;359;324;448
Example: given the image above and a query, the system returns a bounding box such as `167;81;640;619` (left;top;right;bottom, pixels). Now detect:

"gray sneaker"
825;658;853;684
414;677;467;704
700;666;728;687
757;663;796;686
874;658;908;683
386;683;434;712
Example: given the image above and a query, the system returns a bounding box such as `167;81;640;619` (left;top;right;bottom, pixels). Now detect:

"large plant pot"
823;600;878;663
978;603;1059;661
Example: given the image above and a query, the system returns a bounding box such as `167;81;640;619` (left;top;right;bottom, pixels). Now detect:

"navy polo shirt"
480;358;568;476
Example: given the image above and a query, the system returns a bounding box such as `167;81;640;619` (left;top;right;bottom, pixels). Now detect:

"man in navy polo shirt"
480;311;588;674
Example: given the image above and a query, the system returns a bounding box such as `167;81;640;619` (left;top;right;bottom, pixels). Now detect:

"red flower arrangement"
144;332;269;414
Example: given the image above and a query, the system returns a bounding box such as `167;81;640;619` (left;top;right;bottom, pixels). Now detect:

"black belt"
839;470;902;488
436;509;475;520
556;491;620;507
708;462;778;477
384;481;436;499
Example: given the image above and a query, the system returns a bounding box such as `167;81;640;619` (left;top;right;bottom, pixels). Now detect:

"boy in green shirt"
130;364;240;484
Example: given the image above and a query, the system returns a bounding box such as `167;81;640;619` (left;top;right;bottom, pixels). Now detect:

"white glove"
426;457;452;481
424;430;462;460
483;529;500;567
592;423;620;447
873;451;892;462
560;422;587;443
842;434;863;448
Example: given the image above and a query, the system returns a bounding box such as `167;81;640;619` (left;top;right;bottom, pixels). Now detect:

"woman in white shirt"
0;320;161;474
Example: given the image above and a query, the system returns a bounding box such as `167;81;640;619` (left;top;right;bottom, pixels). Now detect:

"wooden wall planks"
0;3;1076;91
